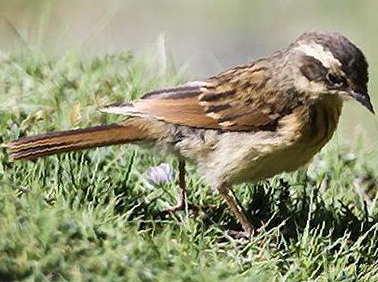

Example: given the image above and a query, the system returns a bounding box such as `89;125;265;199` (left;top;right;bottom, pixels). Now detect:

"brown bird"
2;31;374;236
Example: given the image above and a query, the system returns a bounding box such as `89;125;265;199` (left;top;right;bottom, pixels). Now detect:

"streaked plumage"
3;31;373;236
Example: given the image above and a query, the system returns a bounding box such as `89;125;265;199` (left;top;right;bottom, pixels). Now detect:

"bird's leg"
166;159;187;213
218;184;253;237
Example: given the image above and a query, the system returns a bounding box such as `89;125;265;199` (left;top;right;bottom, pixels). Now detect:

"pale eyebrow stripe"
294;42;341;68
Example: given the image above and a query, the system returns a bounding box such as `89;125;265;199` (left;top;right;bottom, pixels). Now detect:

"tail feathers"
2;122;147;161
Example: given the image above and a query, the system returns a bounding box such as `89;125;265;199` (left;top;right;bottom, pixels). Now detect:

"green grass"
1;52;378;281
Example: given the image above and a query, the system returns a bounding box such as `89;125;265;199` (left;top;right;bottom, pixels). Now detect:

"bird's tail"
2;121;150;161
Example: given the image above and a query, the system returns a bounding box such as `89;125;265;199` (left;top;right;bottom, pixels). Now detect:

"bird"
2;31;374;237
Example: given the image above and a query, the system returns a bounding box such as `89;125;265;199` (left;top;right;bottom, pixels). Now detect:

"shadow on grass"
108;176;378;246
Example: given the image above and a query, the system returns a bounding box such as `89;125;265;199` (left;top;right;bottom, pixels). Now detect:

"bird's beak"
348;90;375;114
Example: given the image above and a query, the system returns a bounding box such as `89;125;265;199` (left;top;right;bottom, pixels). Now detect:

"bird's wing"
101;64;287;132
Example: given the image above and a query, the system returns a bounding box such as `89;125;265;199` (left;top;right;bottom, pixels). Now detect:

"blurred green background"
0;0;377;144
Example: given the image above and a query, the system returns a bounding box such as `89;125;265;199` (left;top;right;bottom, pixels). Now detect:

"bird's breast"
302;95;343;151
251;95;342;181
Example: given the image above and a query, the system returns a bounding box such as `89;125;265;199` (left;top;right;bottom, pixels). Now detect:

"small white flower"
145;163;173;187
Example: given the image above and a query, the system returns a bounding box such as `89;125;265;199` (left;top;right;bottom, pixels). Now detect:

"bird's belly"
228;140;323;183
200;132;317;186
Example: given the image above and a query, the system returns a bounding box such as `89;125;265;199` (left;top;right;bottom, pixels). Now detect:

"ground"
0;52;377;281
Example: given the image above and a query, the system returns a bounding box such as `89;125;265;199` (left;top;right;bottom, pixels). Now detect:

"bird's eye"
326;72;347;87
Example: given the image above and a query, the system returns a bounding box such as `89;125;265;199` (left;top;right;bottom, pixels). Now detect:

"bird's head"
289;31;374;113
